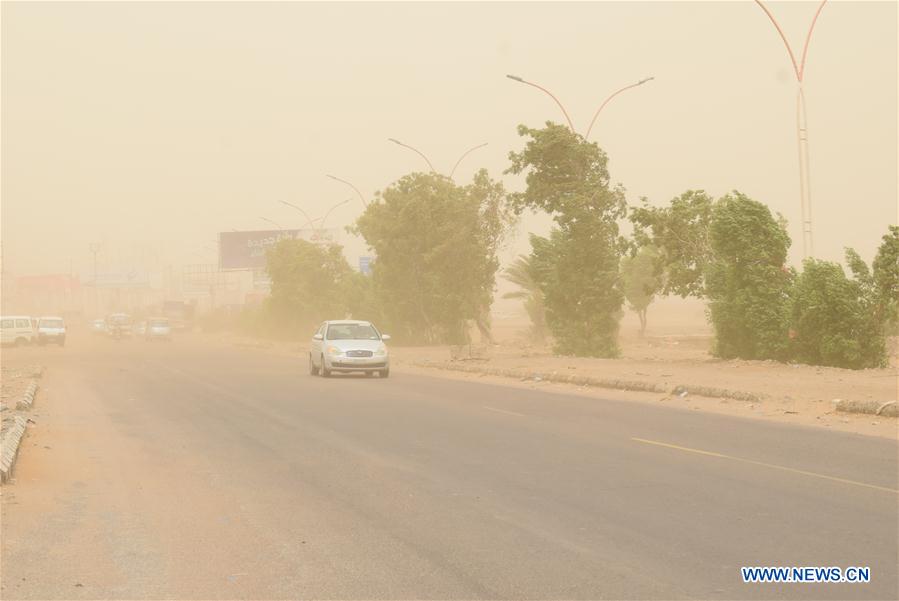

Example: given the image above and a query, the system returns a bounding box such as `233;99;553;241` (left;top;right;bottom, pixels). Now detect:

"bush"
705;192;793;360
791;259;886;369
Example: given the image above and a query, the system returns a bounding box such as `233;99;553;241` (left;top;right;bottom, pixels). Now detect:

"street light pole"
584;77;654;140
259;217;283;231
326;174;368;208
278;200;318;231
506;74;576;132
449;143;489;179
388;138;437;173
319;198;351;231
753;0;827;259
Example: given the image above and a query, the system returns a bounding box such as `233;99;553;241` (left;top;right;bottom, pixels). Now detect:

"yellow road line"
483;406;527;418
631;437;898;495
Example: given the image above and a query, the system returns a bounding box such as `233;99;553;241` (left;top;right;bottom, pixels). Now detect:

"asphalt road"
1;332;897;600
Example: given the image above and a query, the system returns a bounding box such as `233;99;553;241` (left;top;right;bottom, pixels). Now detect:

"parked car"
145;318;172;341
1;315;37;346
90;319;107;334
134;321;147;336
309;320;390;378
37;316;67;346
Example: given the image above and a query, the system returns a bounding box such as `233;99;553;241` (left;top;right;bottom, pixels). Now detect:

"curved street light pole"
449;142;489;179
754;0;827;259
326;174;368;208
278;200;318;231
319;198;351;231
388;138;437;173
506;74;576;133
259;217;283;231
584;77;654;140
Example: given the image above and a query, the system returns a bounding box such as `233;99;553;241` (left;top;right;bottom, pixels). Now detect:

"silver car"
145;318;172;341
309;320;390;378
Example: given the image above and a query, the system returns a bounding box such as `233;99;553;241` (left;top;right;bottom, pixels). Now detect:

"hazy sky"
2;0;896;280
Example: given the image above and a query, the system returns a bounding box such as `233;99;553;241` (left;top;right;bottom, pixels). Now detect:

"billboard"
219;229;341;269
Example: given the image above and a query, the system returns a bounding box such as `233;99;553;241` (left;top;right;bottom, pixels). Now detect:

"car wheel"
320;354;331;378
379;368;390;378
309;353;319;376
365;371;375;377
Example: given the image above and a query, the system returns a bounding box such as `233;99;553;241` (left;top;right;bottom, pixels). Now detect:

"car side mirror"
381;334;391;342
313;333;323;340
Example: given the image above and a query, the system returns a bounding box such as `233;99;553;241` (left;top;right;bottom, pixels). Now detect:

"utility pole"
89;243;102;315
89;243;101;285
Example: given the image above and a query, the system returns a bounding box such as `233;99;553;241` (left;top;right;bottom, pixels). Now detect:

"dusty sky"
2;0;896;281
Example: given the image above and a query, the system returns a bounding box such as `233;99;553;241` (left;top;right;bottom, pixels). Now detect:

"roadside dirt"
1;365;39;439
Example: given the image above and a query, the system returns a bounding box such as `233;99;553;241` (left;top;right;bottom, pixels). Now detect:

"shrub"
705;192;793;360
791;258;886;369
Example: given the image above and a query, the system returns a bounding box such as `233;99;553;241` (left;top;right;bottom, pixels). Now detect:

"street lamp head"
387;137;402;145
506;74;524;82
638;77;655;85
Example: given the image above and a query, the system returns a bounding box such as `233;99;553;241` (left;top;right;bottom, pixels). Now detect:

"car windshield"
326;324;379;340
40;319;64;328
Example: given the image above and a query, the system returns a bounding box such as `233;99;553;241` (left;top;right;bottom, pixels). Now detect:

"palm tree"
503;255;547;344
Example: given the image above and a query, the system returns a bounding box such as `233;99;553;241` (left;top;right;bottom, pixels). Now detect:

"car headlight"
327;345;343;355
374;345;387;356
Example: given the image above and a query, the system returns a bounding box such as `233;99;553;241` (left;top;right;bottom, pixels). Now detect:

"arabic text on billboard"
219;230;299;269
219;229;341;269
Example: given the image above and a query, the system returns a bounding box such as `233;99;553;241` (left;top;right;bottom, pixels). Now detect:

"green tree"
792;256;887;369
265;239;357;335
620;245;664;337
705;192;793;360
506;122;627;357
353;170;514;344
872;225;899;331
502;254;547;344
629;190;715;298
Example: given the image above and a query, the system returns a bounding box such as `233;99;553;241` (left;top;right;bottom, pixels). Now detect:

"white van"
1;316;37;346
37;316;67;346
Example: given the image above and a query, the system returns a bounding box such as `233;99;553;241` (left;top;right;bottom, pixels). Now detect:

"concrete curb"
1;415;29;483
15;380;39;411
833;399;898;417
412;361;765;402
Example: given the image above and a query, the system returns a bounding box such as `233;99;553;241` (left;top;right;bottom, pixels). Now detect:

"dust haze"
2;1;895;302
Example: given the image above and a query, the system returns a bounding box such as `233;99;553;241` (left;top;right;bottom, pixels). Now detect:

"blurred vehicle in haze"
162;300;195;331
90;319;107;335
107;313;133;339
134;321;147;336
1;315;37;346
37;316;67;346
145;318;172;341
309;320;390;378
